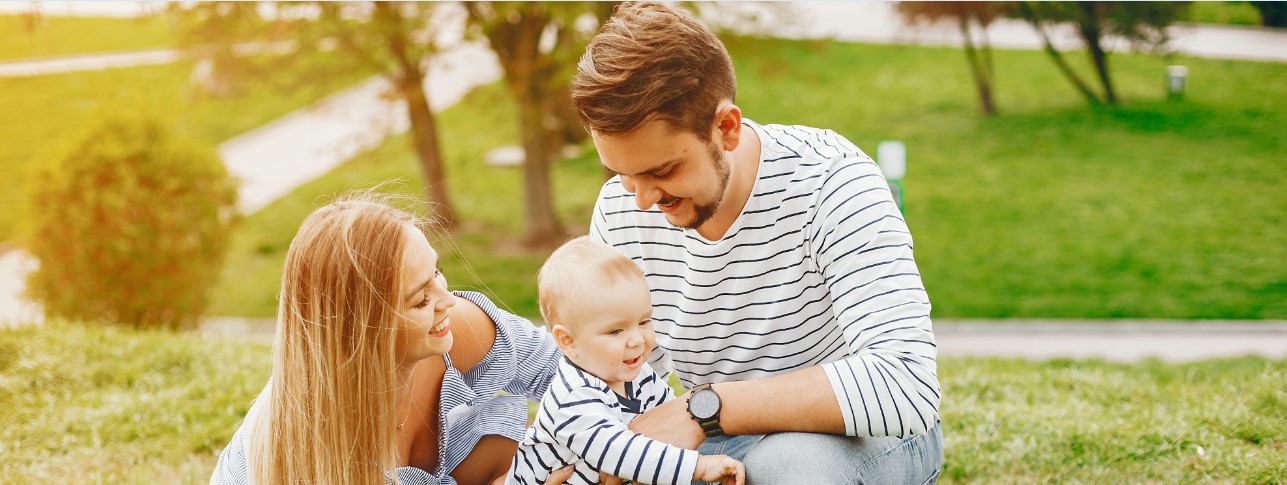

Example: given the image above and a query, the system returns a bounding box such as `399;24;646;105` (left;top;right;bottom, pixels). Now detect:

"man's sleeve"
548;384;698;485
808;156;941;438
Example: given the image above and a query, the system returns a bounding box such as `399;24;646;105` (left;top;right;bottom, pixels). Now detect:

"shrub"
24;116;237;329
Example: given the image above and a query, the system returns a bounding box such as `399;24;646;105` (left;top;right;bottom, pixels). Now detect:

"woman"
210;193;566;484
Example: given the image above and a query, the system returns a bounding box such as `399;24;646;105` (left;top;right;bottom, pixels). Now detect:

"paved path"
198;316;1287;362
710;2;1287;63
934;320;1287;362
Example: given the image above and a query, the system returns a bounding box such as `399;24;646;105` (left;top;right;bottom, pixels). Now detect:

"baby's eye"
639;319;651;327
609;328;624;336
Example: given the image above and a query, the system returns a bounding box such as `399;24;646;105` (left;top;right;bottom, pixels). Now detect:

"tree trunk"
401;76;456;228
1078;2;1116;105
1018;2;1102;106
378;2;455;228
957;12;996;116
518;87;566;248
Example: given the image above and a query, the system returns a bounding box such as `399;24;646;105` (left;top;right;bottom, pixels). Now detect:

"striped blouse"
589;119;941;438
209;291;561;485
509;358;697;485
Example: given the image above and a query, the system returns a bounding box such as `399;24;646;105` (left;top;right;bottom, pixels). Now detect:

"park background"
1;1;1284;483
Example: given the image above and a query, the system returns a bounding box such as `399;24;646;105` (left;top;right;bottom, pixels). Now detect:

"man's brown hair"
572;2;735;141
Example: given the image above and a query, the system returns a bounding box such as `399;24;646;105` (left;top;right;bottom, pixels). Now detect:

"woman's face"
397;224;455;367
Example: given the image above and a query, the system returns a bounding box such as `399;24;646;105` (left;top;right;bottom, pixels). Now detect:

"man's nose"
625;177;662;211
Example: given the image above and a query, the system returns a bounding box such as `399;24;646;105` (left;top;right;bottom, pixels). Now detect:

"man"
573;3;943;483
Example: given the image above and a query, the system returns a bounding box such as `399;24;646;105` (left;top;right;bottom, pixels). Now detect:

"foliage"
174;1;459;227
1250;1;1287;27
212;37;1286;320
1185;2;1263;26
3;322;1285;482
1011;1;1191;105
896;2;1011;116
23;116;236;329
464;2;615;247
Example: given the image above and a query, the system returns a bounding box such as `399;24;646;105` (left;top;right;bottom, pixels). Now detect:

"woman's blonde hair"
249;192;428;484
537;236;647;327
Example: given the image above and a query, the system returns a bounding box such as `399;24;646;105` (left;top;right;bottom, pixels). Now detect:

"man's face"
592;119;731;230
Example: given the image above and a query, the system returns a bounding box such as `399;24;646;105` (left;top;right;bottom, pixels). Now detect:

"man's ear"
551;324;576;357
712;102;743;152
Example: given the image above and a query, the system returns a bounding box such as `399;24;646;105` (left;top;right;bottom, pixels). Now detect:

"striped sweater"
508;358;698;485
589;120;941;438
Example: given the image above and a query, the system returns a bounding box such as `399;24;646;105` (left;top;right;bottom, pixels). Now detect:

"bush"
24;116;237;329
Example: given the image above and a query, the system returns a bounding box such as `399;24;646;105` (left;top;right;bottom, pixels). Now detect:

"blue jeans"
696;421;943;485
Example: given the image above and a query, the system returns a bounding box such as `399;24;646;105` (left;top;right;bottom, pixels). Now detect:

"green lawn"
0;14;176;60
3;322;1283;483
0;59;373;244
210;37;1287;320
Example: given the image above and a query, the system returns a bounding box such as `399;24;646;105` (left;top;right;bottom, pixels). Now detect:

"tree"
896;2;1011;116
176;2;458;227
464;2;616;248
1012;2;1190;106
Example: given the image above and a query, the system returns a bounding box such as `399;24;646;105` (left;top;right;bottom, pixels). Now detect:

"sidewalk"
710;2;1287;63
197;316;1287;363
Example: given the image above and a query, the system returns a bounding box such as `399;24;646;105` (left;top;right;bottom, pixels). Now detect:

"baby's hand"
693;454;745;485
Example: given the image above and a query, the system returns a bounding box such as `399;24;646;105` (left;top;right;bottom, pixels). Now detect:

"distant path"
711;2;1287;63
198;316;1287;363
0;48;177;77
936;320;1287;362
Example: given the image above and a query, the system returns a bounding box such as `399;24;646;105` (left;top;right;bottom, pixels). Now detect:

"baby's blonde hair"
538;236;646;328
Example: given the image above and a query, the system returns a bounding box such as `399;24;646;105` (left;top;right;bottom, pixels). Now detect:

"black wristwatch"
687;383;724;438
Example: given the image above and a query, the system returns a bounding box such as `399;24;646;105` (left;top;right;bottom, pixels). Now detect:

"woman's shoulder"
446;293;499;373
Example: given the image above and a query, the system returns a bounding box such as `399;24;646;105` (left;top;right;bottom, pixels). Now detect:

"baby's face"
561;276;655;388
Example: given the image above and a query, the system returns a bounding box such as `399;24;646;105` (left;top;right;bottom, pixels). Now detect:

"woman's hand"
694;454;745;485
542;465;624;485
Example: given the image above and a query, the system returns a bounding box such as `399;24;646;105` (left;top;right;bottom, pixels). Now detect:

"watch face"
690;390;720;419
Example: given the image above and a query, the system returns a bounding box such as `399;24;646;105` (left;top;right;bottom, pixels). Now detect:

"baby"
508;236;743;485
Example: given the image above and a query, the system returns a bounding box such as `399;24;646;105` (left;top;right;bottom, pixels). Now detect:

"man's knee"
741;426;942;485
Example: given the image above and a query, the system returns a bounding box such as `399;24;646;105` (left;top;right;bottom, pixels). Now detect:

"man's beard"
671;140;731;230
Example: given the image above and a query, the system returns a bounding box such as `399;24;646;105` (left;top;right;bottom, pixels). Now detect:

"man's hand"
627;391;706;450
693;455;745;485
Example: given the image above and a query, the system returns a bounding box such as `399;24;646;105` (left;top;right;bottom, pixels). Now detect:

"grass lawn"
210;36;1286;320
0;58;374;243
0;14;176;60
3;322;1283;483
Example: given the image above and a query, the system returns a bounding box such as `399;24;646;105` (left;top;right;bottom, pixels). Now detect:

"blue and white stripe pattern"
589;120;941;438
509;358;698;485
209;291;561;485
